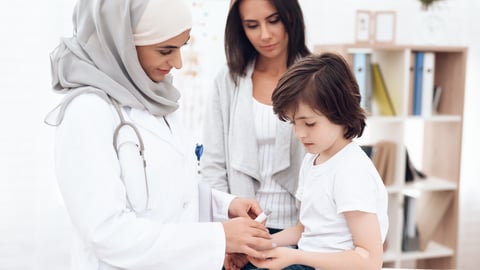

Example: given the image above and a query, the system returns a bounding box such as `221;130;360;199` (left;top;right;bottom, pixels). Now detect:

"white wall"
0;0;74;269
0;0;478;269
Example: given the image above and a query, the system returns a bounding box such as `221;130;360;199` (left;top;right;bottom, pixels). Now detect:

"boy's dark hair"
272;53;366;139
224;0;311;85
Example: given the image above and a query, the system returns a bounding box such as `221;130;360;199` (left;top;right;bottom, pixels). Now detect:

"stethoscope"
109;97;203;214
46;91;157;214
111;98;150;214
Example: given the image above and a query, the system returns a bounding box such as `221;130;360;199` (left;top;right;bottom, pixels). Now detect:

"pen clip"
195;143;203;162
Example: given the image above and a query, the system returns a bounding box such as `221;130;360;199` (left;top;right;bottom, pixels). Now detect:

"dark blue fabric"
241;263;314;270
281;265;315;270
267;227;283;234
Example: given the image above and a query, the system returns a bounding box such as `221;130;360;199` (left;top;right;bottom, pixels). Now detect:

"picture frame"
373;11;396;44
355;10;373;44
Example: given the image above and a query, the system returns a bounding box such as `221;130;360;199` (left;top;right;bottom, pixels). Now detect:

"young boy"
249;53;389;270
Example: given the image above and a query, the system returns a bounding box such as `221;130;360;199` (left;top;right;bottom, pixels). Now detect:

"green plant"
419;0;442;10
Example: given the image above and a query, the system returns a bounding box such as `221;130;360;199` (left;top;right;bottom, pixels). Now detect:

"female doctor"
45;0;273;269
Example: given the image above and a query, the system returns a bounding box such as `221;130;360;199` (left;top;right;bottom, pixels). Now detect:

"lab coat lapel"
127;108;183;154
230;70;261;181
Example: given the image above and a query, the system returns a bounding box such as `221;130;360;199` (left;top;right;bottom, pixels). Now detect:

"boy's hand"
224;253;249;270
248;246;297;270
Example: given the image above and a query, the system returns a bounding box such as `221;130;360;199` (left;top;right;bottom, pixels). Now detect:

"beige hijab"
46;0;192;125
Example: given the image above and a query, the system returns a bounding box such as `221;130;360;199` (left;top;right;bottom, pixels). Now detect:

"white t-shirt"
296;141;389;252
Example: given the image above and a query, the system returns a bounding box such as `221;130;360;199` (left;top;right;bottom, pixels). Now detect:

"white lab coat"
54;93;233;270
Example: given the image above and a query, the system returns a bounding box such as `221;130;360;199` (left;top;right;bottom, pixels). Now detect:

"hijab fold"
46;0;186;126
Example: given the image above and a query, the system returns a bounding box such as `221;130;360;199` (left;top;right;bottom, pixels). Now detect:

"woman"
199;0;310;268
45;0;273;269
201;0;310;237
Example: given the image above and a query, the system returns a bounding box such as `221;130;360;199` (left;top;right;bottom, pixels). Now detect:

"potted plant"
419;0;443;10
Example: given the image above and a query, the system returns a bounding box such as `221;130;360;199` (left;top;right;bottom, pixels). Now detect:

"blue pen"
195;143;203;162
195;144;203;174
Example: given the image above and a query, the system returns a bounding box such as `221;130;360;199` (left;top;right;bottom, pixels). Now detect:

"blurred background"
0;0;478;269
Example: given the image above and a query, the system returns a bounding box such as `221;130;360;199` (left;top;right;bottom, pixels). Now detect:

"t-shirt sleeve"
333;168;380;214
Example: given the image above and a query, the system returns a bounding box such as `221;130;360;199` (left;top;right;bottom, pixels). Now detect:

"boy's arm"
295;211;383;270
297;211;383;270
271;222;304;247
250;211;383;270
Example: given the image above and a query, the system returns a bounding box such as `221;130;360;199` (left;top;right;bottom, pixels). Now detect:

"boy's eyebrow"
294;116;318;121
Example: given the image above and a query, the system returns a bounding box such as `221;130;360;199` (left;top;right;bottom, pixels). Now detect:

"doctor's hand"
222;217;274;259
228;197;262;219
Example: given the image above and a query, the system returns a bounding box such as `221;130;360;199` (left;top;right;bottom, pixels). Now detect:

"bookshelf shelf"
404;177;457;192
386;185;403;194
387;177;456;195
400;241;454;261
315;44;466;269
383;250;397;263
367;116;404;123
407;115;462;122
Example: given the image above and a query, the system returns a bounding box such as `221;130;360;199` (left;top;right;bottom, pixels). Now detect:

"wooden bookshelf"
314;44;467;269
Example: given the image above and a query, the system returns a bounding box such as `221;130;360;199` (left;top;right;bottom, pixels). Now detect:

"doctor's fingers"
228;197;263;219
223;218;273;253
224;216;270;235
244;233;277;254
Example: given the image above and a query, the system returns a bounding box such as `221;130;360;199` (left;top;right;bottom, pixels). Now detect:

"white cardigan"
53;93;234;270
200;64;305;198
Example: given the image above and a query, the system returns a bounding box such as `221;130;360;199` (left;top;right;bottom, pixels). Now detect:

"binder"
362;141;396;186
371;63;396;116
408;53;416;115
413;52;424;115
360;145;374;158
402;195;420;251
372;141;396;186
421;52;435;116
353;53;372;113
432;85;442;114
